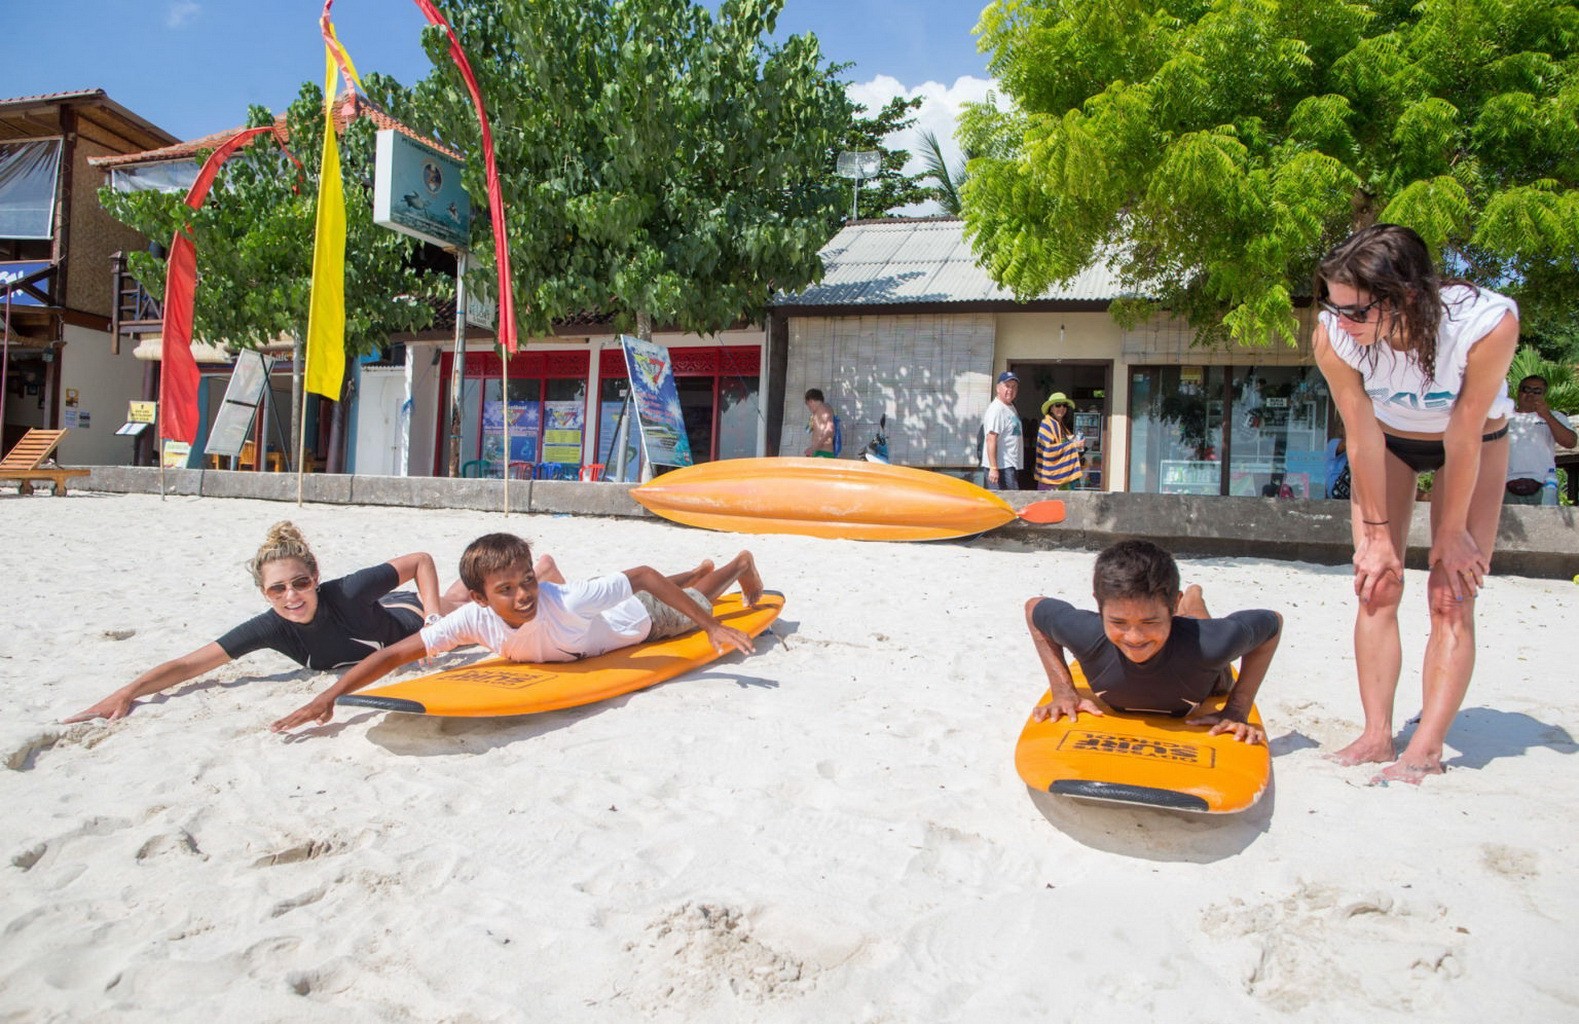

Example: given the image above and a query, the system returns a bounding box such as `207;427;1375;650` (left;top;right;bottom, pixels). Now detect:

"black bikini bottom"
1383;425;1509;474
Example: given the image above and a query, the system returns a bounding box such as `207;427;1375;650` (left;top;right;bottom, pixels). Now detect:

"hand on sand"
63;691;135;723
706;623;755;655
1031;695;1104;724
1188;710;1265;745
271;695;335;734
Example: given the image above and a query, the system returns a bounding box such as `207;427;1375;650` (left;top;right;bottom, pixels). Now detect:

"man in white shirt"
1504;375;1575;504
981;370;1024;491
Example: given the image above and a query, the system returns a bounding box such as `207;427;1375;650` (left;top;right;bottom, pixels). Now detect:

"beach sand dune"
2;493;1576;1022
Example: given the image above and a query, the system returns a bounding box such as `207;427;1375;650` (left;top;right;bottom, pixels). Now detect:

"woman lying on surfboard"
1025;540;1282;744
63;521;531;724
271;534;763;733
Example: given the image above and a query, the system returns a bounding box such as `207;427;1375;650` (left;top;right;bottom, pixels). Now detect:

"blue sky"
7;1;995;144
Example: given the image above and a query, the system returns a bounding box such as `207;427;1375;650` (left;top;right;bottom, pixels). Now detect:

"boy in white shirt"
272;534;762;733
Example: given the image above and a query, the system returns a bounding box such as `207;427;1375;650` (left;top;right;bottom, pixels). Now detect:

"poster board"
372;130;470;250
482;400;540;468
619;335;693;468
203;350;273;459
542;401;585;464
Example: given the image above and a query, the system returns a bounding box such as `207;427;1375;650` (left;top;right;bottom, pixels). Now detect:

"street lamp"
835;150;882;221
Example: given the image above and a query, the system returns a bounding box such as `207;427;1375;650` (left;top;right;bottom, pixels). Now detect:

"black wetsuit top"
215;564;422;670
1031;598;1281;715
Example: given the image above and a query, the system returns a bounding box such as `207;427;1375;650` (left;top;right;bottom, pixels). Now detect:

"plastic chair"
578;463;606;482
507;461;533;479
460;459;490;478
534;462;578;481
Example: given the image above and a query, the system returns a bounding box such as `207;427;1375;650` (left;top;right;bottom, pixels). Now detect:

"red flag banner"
159;125;275;443
411;0;519;353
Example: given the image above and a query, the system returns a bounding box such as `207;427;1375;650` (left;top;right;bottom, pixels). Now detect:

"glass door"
1128;365;1227;494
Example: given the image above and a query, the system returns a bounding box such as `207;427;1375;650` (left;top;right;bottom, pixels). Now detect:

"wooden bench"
0;428;92;496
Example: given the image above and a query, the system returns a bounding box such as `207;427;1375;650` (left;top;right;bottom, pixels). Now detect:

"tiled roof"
774;218;1125;308
87;96;458;169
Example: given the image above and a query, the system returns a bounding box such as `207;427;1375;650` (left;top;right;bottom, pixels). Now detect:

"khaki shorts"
635;587;709;641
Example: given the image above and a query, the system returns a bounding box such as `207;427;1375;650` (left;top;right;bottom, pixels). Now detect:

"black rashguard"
1031;598;1281;716
215;564;423;670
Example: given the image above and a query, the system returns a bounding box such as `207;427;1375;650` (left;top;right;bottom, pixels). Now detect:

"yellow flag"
305;45;346;400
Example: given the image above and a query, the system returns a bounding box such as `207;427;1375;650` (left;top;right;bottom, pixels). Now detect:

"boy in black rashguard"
1025;540;1282;745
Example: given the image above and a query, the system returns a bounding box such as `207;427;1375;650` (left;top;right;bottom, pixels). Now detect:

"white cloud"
847;74;1000;216
166;1;201;29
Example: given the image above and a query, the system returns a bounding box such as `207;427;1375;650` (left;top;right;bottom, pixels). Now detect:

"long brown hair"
1314;224;1463;386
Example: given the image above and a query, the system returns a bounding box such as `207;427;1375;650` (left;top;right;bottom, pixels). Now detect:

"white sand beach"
3;491;1577;1023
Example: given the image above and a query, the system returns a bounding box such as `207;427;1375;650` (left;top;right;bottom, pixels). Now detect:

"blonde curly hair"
249;521;319;587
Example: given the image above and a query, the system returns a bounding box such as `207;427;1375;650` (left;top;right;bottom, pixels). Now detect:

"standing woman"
1312;224;1519;784
1033;392;1085;490
64;522;488;722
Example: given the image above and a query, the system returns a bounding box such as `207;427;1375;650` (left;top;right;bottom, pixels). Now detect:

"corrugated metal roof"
775;218;1125;307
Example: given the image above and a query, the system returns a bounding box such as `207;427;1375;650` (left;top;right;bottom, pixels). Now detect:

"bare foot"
737;552;764;607
1370;757;1444;786
1327;734;1395;766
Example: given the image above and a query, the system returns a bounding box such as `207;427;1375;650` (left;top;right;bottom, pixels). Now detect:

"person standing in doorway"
1504;375;1574;504
1034;392;1085;490
803;388;841;458
982;371;1023;490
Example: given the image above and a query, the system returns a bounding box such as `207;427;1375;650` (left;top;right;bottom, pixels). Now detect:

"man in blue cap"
981;370;1023;490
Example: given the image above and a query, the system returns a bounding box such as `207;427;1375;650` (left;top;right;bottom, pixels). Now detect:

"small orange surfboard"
337;592;783;718
1014;663;1270;814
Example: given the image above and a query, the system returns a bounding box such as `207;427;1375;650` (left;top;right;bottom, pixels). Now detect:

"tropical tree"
101;77;439;360
962;0;1579;348
917;128;972;216
405;0;851;340
100;76;444;465
832;95;934;221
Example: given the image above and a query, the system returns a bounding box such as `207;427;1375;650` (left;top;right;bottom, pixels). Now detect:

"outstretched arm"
1188;613;1283;744
1314;325;1401;606
386;552;444;620
1025;598;1103;723
270;632;428;733
64;642;232;723
624;566;754;654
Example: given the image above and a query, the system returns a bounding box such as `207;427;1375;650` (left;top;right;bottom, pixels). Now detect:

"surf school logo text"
1059;731;1215;766
450;668;556;690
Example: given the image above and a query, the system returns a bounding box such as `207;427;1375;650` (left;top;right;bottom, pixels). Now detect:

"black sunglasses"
1319;296;1385;323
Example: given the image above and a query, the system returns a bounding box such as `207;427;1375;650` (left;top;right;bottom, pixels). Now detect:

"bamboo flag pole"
501;343;510;516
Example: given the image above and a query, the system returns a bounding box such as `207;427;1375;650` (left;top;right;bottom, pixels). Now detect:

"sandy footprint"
616;901;813;1013
1202;881;1466;1014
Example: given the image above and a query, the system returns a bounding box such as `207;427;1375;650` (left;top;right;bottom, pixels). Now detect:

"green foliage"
835;95;935;220
99;80;441;360
917;128;973;216
964;0;1579;348
1508;346;1578;415
407;0;850;338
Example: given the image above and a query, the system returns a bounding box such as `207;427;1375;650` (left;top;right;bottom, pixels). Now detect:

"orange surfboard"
1014;663;1270;814
337;592;783;718
630;457;1063;542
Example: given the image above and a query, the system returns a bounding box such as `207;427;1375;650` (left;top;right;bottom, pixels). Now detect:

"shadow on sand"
1026;775;1275;863
341;628;792;757
1440;706;1577;771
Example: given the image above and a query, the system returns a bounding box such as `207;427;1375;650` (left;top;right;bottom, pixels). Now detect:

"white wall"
780;313;996;467
58;324;146;465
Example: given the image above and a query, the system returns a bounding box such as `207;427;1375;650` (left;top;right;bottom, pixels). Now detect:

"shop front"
435;342;761;476
1128;363;1337;499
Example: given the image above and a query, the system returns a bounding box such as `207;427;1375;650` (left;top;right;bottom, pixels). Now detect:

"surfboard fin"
1017;500;1066;525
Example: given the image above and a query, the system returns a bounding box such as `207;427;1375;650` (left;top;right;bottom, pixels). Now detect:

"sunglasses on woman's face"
264;575;315;598
1319;296;1384;323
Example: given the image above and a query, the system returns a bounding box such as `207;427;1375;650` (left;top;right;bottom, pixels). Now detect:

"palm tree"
918;129;970;216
